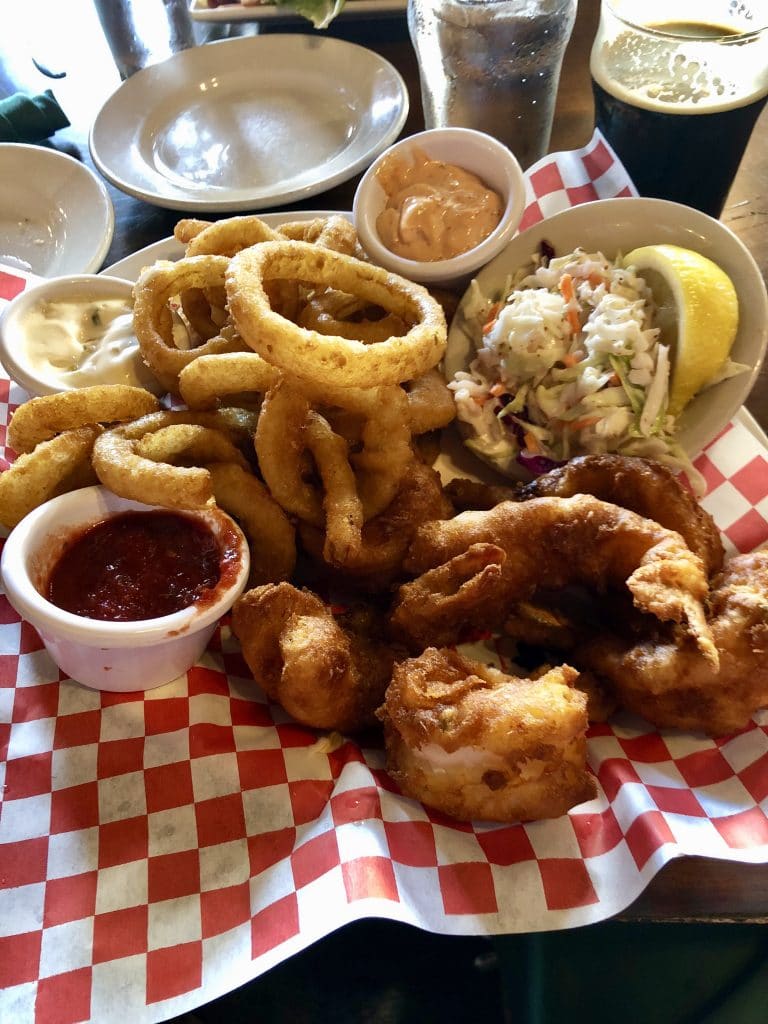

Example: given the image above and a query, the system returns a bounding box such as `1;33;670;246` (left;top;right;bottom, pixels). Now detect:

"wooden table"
2;0;767;923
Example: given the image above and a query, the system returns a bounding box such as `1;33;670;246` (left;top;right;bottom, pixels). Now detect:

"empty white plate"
89;34;409;212
0;144;114;276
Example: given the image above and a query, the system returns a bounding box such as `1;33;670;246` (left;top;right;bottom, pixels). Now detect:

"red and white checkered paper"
1;130;767;1024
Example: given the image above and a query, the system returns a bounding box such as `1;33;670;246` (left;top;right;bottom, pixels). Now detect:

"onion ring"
255;377;412;524
276;215;360;256
91;409;258;510
7;385;159;454
178;352;281;411
184;215;280;257
0;427;100;530
405;369;457;434
225;240;447;388
207;462;296;585
254;380;321;523
135;424;249;471
298;458;453;588
173;219;212;245
304;410;364;565
132;255;248;394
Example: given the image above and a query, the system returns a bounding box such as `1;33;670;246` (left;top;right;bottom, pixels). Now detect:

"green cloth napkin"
0;90;70;144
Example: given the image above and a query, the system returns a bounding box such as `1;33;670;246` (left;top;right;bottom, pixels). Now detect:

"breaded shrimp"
518;454;725;577
574;548;768;736
394;495;716;663
378;647;596;823
232;582;395;734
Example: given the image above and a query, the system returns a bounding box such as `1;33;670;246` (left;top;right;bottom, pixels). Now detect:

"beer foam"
591;30;768;113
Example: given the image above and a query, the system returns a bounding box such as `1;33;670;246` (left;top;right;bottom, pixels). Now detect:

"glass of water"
407;0;578;168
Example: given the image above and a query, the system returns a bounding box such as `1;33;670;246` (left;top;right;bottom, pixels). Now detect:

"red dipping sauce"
47;510;225;621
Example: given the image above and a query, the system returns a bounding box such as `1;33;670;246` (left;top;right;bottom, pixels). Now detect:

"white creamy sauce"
19;296;159;391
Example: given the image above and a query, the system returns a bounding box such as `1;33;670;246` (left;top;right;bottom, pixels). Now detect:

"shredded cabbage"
448;247;704;491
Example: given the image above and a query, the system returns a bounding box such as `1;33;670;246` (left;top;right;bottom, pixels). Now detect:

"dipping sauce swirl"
47;510;231;621
375;146;503;262
13;292;161;393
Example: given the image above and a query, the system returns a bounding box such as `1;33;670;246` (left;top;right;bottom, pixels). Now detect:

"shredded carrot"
523;432;542;454
558;273;581;333
482;301;502;335
489;383;506;397
608;372;621;386
569;415;601;432
562;351;583;367
587;271;605;286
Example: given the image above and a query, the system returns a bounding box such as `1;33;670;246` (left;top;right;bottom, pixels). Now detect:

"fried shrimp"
232;583;396;734
396;495;716;662
574;548;768;736
519;454;725;576
378;647;596;823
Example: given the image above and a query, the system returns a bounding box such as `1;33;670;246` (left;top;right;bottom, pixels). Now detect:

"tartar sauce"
375;147;503;262
19;295;159;392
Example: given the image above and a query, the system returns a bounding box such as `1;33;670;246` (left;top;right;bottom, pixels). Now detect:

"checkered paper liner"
1;130;768;1024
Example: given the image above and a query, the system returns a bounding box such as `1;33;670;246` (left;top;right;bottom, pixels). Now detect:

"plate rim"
88;35;409;213
102;209;352;279
0;142;115;277
188;0;406;22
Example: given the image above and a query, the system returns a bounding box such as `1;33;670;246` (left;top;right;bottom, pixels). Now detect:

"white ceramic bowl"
0;273;162;397
0;143;114;276
444;196;768;476
0;486;251;692
353;128;526;287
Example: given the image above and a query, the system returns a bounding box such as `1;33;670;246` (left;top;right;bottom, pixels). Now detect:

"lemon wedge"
623;243;739;416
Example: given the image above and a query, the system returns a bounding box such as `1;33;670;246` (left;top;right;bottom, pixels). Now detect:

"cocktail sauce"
47;511;224;621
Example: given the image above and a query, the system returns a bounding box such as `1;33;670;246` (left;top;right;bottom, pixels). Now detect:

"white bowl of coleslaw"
444;197;768;489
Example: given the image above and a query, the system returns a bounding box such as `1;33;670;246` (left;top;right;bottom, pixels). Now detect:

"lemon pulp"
623;243;739;416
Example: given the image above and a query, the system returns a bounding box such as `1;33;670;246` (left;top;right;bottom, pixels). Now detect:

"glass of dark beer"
590;0;768;217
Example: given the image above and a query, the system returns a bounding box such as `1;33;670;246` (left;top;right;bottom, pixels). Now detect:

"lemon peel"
623;244;739;417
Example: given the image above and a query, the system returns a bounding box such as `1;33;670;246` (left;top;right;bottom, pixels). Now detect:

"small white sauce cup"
353;127;526;288
0;273;161;397
0;486;251;692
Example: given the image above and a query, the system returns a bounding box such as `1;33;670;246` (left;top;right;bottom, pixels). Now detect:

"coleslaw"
448;246;705;491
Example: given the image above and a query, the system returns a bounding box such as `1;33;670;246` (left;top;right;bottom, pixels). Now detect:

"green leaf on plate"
274;0;346;28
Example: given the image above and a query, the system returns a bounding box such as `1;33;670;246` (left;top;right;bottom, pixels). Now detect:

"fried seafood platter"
2;212;767;827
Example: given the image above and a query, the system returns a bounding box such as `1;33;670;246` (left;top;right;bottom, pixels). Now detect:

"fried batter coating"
518;454;725;577
444;477;519;512
390;543;509;650
298;458;454;590
396;495;716;663
378;648;596;823
574;548;768;736
231;583;396;734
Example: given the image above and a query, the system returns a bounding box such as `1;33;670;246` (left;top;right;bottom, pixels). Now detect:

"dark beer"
592;80;767;217
590;15;768;217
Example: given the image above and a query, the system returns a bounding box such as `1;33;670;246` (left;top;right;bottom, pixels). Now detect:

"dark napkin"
0;89;70;143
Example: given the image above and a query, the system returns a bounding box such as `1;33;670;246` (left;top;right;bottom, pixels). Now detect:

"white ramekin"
353;127;526;288
0;273;162;397
1;486;250;692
